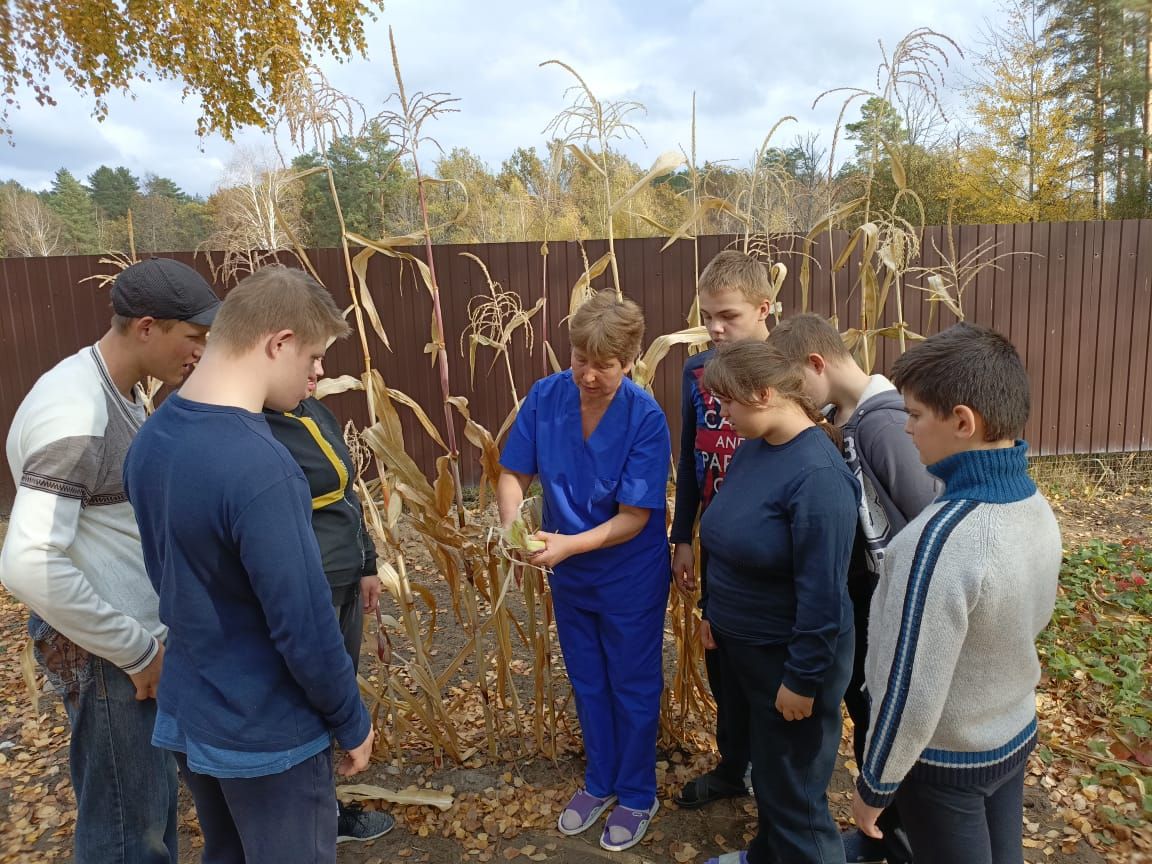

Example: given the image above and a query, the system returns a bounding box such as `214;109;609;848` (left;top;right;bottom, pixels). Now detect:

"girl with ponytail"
698;340;859;864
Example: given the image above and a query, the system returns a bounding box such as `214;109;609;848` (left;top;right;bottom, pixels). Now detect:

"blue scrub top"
500;370;672;612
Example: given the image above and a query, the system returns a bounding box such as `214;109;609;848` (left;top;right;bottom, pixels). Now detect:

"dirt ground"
0;491;1147;863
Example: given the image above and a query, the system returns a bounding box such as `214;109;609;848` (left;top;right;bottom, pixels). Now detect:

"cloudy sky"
3;0;1005;197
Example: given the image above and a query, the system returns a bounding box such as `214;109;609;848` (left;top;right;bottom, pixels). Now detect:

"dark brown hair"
891;322;1029;441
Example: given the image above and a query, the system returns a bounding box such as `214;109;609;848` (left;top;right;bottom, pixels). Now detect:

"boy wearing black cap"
0;257;220;863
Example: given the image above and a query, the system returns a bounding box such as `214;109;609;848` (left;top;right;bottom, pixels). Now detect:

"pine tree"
954;0;1094;221
44;168;98;252
292;120;407;246
88;165;140;219
1043;0;1144;215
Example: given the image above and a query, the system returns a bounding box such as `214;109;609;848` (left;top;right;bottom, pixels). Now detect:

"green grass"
1038;541;1152;826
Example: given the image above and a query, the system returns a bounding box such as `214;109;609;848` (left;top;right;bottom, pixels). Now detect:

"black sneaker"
842;828;887;863
337;803;396;844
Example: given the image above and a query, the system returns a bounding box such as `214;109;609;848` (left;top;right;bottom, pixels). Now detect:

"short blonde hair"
569;290;645;364
209;266;351;353
697;250;772;302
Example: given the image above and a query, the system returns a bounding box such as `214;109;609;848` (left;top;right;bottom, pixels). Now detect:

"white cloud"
2;0;1002;196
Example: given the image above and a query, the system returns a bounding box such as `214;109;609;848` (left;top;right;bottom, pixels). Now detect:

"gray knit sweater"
857;442;1061;807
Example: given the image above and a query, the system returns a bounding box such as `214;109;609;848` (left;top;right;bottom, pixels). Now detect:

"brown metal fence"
2;222;1150;512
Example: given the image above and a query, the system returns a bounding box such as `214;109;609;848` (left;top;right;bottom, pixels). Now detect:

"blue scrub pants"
552;598;666;810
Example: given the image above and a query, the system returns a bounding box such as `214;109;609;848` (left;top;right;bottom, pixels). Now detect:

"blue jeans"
30;615;179;864
896;760;1028;864
174;748;338;863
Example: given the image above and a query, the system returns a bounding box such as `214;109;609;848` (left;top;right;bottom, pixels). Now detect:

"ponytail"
807;407;843;449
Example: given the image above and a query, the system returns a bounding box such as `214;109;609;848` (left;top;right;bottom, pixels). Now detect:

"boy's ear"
266;329;296;359
756;298;772;321
132;317;158;340
807;353;827;374
951;404;980;441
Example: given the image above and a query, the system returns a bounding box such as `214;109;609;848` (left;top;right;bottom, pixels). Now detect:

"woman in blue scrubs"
497;290;671;853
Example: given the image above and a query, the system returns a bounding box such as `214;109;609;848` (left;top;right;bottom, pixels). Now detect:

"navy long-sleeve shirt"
124;395;370;753
699;426;859;696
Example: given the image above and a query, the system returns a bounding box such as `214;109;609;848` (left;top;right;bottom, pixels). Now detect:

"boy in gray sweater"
852;323;1061;864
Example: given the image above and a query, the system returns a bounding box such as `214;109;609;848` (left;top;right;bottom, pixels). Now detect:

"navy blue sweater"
699;427;859;696
124;395;370;753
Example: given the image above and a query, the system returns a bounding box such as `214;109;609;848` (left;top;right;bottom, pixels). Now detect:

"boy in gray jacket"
772;313;938;863
852;323;1061;864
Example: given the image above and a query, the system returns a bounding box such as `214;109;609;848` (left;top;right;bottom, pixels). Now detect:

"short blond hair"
209;266;350;353
569;290;645;364
697;250;772;302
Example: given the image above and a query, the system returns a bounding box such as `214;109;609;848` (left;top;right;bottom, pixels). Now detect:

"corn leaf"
569;252;614;317
610;151;685;214
633;326;711;390
566;143;606;177
799;197;866;308
350;247;392;350
386;387;448;452
335;784;455;810
544;341;562;374
660;197;743;252
884;143;908;191
20;640;39;714
433;455;455;518
347;231;436;298
314;375;363;400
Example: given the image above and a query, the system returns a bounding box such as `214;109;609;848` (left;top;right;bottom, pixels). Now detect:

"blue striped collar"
929;441;1036;503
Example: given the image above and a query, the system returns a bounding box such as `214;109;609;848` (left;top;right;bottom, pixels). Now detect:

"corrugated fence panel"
3;222;1152;511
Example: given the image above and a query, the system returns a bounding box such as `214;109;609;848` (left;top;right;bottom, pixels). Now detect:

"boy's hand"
672;543;696;594
361;575;382;613
775;684;814;720
338;727;376;776
129;640;165;701
852;794;885;840
699;618;717;651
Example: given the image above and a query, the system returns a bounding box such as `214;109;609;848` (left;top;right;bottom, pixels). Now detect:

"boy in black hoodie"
770;314;939;864
265;389;396;845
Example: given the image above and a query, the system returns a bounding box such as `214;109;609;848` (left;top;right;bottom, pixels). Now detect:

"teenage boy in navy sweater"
125;266;374;862
671;251;773;809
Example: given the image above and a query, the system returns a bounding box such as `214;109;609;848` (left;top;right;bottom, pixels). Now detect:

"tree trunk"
1144;8;1152;206
1095;28;1107;217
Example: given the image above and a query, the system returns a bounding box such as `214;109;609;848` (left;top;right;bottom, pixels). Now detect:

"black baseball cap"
111;257;222;326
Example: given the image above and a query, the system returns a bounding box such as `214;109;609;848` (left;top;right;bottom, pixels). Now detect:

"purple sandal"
557;788;616;836
599;800;659;852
